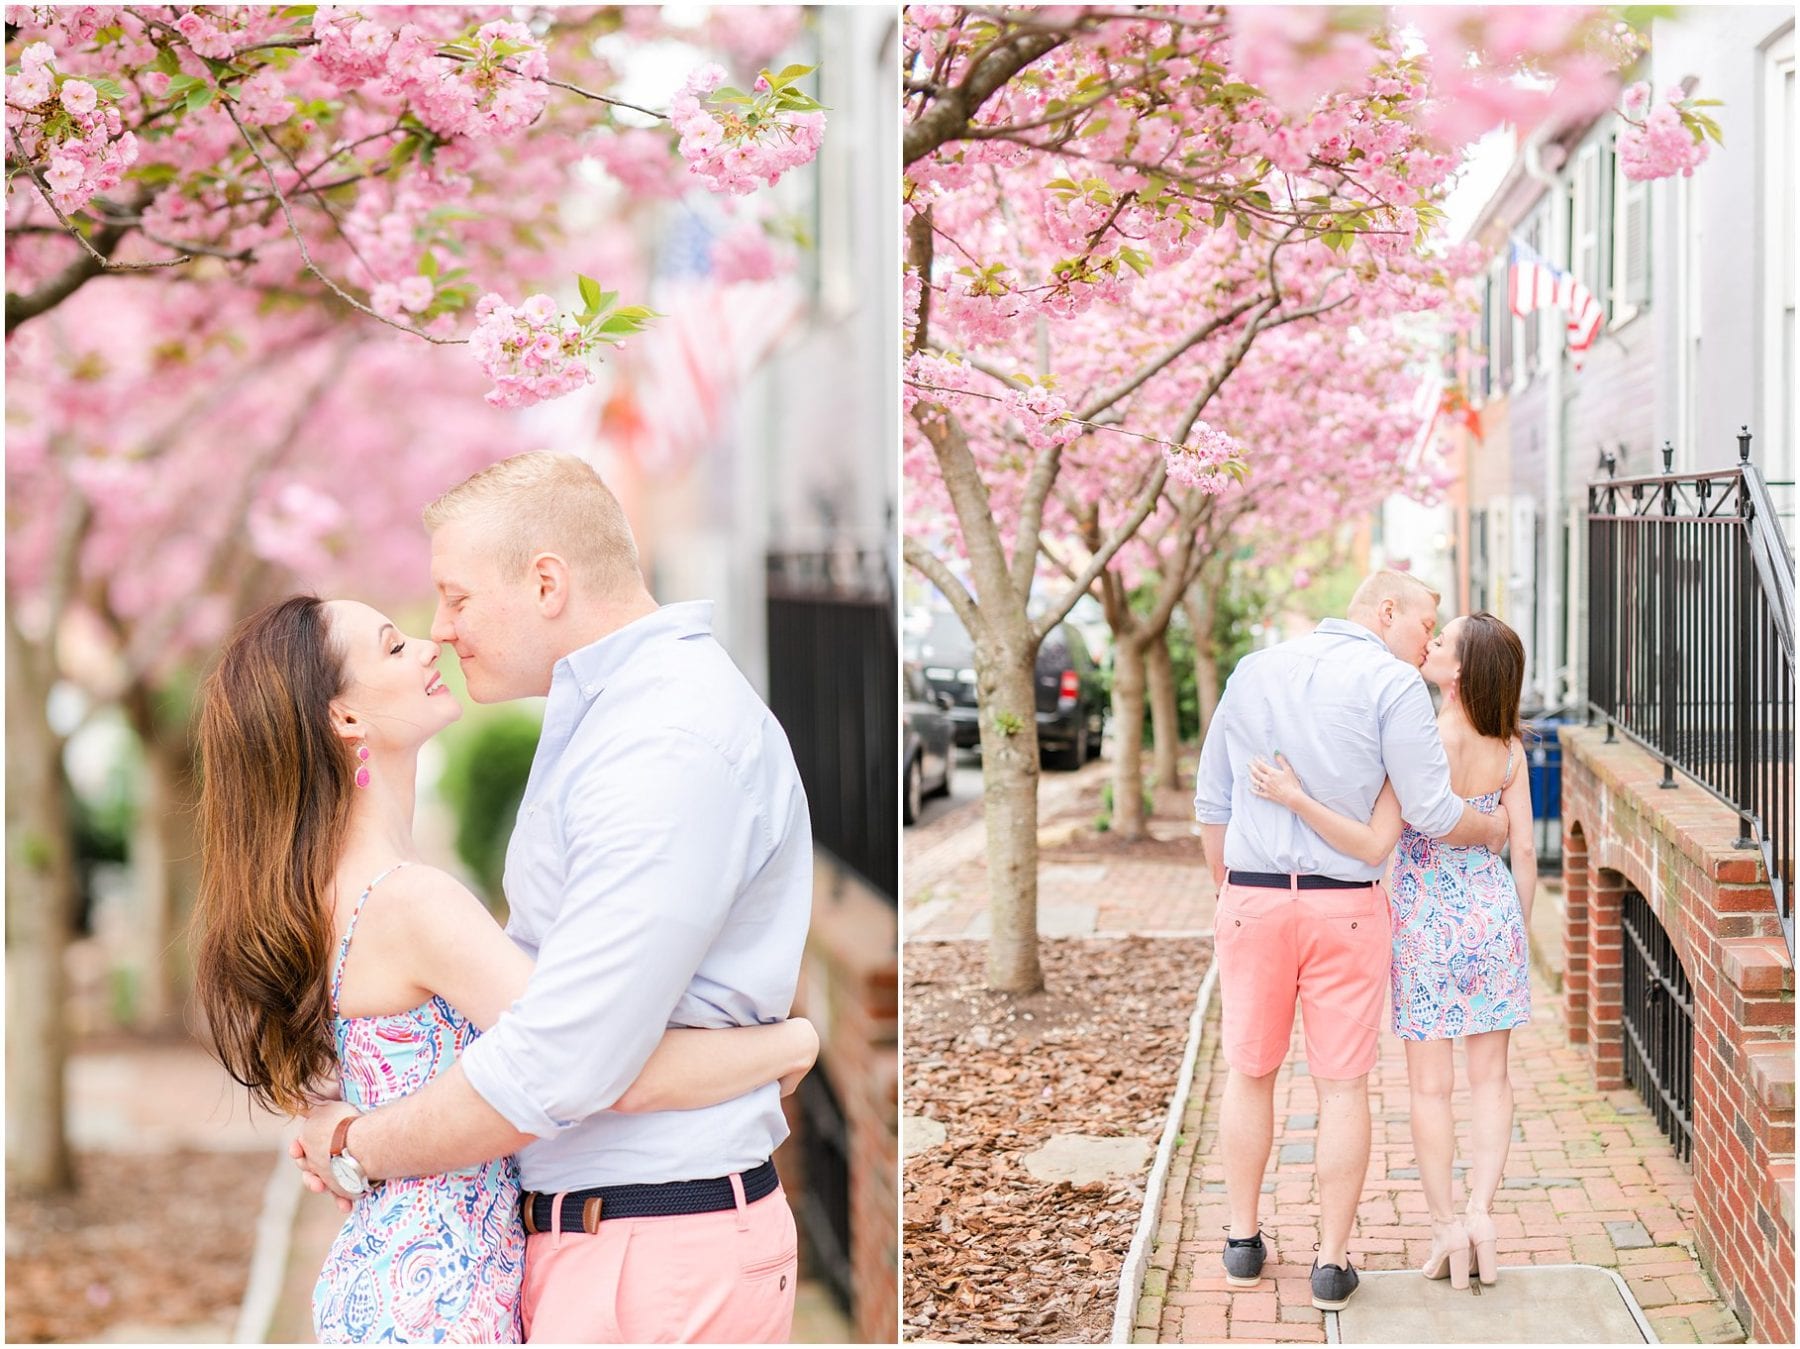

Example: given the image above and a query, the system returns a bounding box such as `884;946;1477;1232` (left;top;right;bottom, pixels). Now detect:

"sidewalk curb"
1320;1264;1661;1344
1111;950;1219;1344
232;1148;303;1345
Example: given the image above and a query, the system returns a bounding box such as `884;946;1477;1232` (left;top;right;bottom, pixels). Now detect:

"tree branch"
224;102;467;345
1033;456;1167;644
903;535;984;641
905;28;1066;165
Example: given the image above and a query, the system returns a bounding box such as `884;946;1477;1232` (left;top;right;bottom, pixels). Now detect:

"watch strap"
330;1113;356;1159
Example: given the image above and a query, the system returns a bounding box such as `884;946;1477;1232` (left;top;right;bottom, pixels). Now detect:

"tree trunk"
1184;583;1223;744
1146;626;1182;790
6;616;75;1194
123;686;196;1034
979;639;1044;994
1109;636;1150;840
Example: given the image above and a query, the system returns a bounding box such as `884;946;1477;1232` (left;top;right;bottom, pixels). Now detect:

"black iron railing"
793;1066;854;1314
766;548;897;901
1587;430;1795;955
1621;887;1694;1162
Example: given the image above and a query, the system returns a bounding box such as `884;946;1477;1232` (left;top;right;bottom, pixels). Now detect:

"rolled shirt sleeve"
1193;678;1237;825
459;728;764;1137
1376;675;1464;840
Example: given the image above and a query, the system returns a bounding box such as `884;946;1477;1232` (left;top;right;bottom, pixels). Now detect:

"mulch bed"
6;1149;272;1343
903;935;1212;1343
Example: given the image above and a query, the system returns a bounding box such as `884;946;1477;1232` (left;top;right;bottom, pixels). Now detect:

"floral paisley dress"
311;864;525;1343
1388;747;1532;1041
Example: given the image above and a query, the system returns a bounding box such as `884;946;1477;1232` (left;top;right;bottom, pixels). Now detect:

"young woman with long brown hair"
191;595;817;1343
1245;612;1535;1294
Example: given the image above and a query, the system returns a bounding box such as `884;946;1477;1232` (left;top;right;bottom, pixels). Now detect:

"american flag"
1509;241;1604;361
599;210;804;478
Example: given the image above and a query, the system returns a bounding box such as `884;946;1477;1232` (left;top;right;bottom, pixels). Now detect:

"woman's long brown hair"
191;596;355;1115
1457;612;1526;745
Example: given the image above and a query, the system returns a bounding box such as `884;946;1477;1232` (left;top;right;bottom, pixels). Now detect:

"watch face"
329;1154;368;1196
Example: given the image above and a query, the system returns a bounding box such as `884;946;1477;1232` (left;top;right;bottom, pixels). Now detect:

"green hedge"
436;709;542;908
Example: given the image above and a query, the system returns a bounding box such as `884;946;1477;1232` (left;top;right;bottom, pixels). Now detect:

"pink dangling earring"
354;744;371;789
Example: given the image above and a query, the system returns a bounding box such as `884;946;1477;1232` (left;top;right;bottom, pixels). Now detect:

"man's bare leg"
1313;1072;1371;1267
1222;1064;1280;1239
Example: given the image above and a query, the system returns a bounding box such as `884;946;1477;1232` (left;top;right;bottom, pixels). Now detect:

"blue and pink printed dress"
311;864;525;1343
1388;747;1532;1040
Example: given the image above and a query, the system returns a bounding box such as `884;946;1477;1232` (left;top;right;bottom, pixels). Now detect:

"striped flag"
1508;241;1604;362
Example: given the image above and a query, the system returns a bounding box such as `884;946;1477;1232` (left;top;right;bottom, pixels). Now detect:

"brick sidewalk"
1133;963;1746;1344
904;754;1218;939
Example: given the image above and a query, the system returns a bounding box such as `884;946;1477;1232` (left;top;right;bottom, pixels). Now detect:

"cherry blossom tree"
5;3;824;1193
902;4;1700;994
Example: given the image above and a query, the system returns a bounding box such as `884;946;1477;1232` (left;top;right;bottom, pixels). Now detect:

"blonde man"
297;452;812;1342
1193;569;1507;1311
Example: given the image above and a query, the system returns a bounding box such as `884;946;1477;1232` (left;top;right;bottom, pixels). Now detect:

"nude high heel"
1464;1208;1498;1285
1420;1218;1470;1290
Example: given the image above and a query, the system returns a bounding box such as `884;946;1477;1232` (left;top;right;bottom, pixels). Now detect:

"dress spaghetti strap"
329;862;412;1013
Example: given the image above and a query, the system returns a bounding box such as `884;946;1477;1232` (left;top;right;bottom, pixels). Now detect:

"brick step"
1745;1041;1797;1117
1718;937;1794;996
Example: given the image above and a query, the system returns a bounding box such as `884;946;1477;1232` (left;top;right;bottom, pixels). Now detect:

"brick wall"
776;859;897;1343
1560;726;1795;1342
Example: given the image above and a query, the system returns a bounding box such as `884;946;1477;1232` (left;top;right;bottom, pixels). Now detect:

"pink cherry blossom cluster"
1617;84;1711;181
1162;423;1242;495
173;9;241;60
470;292;597;409
586;127;686;198
1005;383;1083;453
709;222;794;284
369;275;437;319
5;41;138;215
311;11;549;139
670;63;824;196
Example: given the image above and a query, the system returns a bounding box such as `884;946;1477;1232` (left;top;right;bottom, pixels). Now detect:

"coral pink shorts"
521;1178;797;1343
1214;879;1392;1079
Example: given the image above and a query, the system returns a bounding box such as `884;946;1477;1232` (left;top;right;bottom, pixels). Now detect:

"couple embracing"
1195;570;1536;1310
192;452;815;1342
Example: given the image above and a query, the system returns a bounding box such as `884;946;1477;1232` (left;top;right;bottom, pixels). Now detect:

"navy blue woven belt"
521;1158;779;1234
1227;870;1377;890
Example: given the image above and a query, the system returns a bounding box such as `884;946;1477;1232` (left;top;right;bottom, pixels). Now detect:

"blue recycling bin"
1524;713;1574;873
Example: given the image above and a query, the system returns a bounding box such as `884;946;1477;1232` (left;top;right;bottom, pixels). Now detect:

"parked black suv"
911;609;1105;770
913;610;981;749
1035;623;1106;770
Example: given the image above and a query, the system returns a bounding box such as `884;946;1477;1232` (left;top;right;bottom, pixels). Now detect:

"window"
1521;212;1544;374
1474;269;1492;401
1612;136;1651;325
1572;143;1603;309
1765;26;1795;489
1493;258;1515;391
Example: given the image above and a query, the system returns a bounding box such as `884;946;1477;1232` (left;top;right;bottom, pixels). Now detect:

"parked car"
915;610;981;749
1035;622;1106;770
904;660;954;825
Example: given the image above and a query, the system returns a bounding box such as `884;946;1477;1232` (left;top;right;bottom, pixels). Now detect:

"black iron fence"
766;548;897;901
1621;887;1695;1162
793;1065;854;1313
1587;430;1794;955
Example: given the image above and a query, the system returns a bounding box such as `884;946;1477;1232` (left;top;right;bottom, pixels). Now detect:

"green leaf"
126;162;180;184
1234;213;1252;240
152;45;182;76
280;4;318;18
1120;247;1150;277
90;77;125;101
577;274;603;313
186;85;214;113
420;251;439;281
165;73;203;95
773;63;814;84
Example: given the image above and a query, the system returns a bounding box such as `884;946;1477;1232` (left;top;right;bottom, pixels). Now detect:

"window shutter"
1614;163;1650;321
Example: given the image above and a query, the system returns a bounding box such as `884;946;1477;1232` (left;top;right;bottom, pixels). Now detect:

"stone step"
1771;1157;1795;1240
1717;937;1794;996
1745;1041;1796;1116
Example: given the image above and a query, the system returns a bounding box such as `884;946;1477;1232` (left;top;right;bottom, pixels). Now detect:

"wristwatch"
328;1113;370;1197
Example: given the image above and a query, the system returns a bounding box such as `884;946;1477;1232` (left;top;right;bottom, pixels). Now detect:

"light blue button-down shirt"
458;601;812;1191
1193;618;1463;879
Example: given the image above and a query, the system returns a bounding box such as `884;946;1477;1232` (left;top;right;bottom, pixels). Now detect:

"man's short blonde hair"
422;452;641;588
1348;568;1441;615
